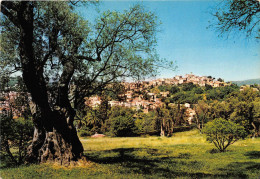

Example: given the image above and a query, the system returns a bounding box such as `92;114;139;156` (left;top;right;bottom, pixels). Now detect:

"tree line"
76;84;260;139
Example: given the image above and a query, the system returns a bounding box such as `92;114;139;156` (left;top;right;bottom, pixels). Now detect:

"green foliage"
203;118;246;152
109;116;137;137
209;101;231;120
217;78;224;82
213;0;260;39
194;100;210;131
170;91;202;104
170;85;180;94
106;107;137;137
156;106;173;136
134;111;158;135
158;85;168;92
205;84;213;91
206;86;239;101
0;115;34;165
164;85;239;104
83;110;102;131
182;82;197;91
103;83;126;101
193;87;203;94
78;126;92;137
150;87;160;94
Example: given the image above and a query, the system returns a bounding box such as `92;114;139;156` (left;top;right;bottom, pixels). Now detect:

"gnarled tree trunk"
26;105;84;165
1;1;84;165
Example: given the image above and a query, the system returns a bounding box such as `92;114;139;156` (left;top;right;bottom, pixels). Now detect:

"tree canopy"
203;118;246;152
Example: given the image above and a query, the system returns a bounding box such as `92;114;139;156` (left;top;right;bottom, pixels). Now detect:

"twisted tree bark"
1;1;84;165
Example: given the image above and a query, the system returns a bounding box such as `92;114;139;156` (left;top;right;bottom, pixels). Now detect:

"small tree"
203;118;246;152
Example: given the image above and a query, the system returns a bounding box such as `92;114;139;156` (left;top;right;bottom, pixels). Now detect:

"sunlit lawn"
1;130;260;178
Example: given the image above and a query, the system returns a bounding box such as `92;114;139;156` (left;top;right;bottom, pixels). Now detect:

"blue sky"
79;1;260;81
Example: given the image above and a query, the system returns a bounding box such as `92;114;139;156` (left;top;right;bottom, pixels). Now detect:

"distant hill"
231;78;260;86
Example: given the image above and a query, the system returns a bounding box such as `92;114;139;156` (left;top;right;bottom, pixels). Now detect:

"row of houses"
0;91;27;118
85;95;196;124
85;74;227;123
122;73;229;90
85;93;164;113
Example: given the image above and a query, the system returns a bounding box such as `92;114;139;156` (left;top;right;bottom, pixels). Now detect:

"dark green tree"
135;111;158;135
109;116;137;137
217;78;224;82
170;85;180;94
227;88;260;136
182;82;197;91
107;107;136;137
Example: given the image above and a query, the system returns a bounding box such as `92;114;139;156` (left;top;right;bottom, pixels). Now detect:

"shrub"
0;115;34;165
78;127;92;137
109;116;137;137
203;118;246;152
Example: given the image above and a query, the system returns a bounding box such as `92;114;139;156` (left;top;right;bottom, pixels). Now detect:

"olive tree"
0;1;170;165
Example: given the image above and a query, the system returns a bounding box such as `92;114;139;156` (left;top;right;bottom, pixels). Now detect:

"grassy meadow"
1;130;260;178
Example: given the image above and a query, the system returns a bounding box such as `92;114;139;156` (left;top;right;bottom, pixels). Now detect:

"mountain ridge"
230;78;260;86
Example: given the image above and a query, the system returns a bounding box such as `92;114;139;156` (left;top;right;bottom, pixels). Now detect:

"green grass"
1;130;260;178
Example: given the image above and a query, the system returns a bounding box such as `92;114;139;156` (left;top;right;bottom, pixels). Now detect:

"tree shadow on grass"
218;162;260;179
84;148;249;178
244;151;260;159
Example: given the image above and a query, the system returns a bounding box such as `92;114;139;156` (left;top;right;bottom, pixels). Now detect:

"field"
1;130;260;179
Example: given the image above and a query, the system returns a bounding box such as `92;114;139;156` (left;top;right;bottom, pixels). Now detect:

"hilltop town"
86;74;229;108
1;73;259;123
84;74;228;124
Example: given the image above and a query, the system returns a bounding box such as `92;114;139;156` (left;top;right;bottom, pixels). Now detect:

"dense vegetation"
77;84;260;139
0;115;34;165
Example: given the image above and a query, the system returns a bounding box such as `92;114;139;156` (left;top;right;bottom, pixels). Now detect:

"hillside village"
1;73;259;124
84;74;228;124
86;74;228;104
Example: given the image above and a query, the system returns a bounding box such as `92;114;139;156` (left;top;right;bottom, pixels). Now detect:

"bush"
0;115;34;165
78;127;92;137
109;116;137;137
203;118;246;152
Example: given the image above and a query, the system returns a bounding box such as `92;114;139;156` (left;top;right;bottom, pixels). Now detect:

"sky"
78;1;260;82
